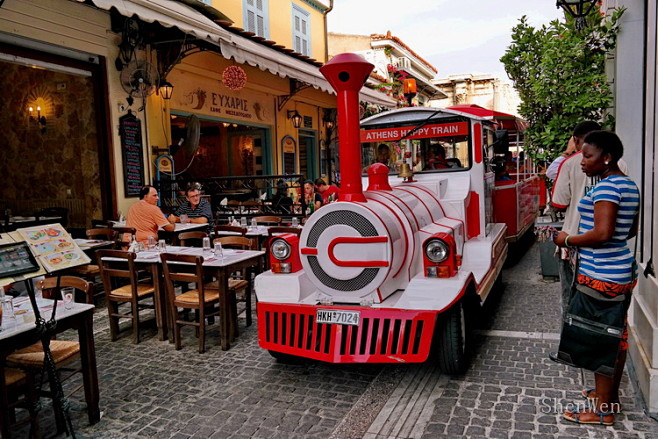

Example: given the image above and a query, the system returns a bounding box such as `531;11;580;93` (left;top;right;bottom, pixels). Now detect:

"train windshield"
360;121;471;174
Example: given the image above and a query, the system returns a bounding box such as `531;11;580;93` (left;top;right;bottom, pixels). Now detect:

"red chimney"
319;53;374;203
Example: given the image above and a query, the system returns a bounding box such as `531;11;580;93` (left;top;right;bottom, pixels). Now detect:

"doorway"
298;130;317;180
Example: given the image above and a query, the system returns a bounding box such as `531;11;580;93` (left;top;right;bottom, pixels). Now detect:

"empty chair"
68;228;117;284
96;250;157;344
241;200;261;213
178;231;209;247
1;368;40;438
251;216;282;226
212;236;253;327
110;226;136;250
34;207;69;228
6;276;93;429
213;225;247;238
160;253;224;353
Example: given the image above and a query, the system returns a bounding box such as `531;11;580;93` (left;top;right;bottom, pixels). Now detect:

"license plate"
316;309;360;326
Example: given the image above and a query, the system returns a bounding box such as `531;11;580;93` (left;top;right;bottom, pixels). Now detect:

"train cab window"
361;135;471;174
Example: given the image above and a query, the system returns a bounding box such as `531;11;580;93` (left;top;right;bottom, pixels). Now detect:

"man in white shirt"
546;136;577;180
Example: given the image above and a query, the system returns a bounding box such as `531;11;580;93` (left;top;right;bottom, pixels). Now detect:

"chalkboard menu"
119;112;145;197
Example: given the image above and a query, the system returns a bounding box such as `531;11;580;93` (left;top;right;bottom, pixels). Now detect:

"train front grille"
257;303;437;363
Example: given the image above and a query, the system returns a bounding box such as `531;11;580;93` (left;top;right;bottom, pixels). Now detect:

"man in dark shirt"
168;184;212;227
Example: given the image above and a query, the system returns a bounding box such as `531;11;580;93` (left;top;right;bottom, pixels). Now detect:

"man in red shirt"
314;178;340;203
126;185;175;242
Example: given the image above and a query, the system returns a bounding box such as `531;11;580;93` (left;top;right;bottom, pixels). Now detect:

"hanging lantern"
222;65;248;90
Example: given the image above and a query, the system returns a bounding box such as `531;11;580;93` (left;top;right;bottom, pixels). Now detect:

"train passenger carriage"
255;53;538;373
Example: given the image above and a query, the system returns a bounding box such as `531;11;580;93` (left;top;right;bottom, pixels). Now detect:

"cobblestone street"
22;238;658;438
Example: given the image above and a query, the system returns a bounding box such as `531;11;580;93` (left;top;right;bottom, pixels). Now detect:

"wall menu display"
281;136;296;175
119;112;145;197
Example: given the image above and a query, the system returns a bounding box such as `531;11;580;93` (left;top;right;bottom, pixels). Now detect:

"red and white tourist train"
255;53;539;373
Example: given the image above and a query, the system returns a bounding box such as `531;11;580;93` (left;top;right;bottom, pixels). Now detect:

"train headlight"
271;239;291;260
425;239;449;263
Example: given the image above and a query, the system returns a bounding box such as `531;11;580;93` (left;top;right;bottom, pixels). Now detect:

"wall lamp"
287;110;303;128
29;106;47;134
158;81;174;100
323;109;335;130
556;0;598;30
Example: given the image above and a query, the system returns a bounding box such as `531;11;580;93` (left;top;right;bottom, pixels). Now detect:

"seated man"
314;178;340;203
424;144;450;170
492;156;512;181
126;185;175;243
168;184;212;230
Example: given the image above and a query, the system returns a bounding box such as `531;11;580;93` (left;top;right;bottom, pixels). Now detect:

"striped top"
577;175;640;284
175;199;212;224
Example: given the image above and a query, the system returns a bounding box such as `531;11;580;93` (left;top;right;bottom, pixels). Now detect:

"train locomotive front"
255;53;508;372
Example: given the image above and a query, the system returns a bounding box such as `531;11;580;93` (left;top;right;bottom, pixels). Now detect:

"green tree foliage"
501;8;624;161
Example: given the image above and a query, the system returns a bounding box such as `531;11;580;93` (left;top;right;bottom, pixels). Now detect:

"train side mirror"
492;130;509;155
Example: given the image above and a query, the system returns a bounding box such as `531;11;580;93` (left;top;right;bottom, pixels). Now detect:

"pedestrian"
553;130;639;426
126;185;175;243
550;121;622;329
546;135;577;181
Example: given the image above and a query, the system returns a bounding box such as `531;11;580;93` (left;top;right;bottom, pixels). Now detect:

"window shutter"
244;0;269;38
292;5;310;57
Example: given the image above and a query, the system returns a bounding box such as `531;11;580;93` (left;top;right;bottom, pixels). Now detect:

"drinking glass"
202;237;212;257
291;217;299;227
1;296;15;320
240;217;247;227
158;239;167;252
214;242;223;259
251;218;257;228
180;214;189;224
147;236;156;250
61;287;74;310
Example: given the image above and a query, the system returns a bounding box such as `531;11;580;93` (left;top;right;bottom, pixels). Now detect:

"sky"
326;0;563;79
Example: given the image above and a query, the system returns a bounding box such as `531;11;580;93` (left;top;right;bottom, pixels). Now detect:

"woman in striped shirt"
554;130;640;426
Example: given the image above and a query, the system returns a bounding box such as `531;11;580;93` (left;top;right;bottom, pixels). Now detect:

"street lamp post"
556;0;598;30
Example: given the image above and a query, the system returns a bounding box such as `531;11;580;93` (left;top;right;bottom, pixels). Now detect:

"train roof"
360;106;489;127
361;105;527;132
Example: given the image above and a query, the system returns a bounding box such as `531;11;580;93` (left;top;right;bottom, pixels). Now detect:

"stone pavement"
14;238;658;438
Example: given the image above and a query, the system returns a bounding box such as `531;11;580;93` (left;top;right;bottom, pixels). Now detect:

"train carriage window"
361;135;471;174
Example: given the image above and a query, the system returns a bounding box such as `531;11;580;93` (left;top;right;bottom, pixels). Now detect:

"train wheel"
268;350;304;364
435;300;468;374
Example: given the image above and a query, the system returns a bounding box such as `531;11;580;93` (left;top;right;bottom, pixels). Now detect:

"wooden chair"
227;200;241;214
34;207;69;228
178;231;209;247
212;236;253;327
110;226;136;250
267;226;302;239
213;225;247;237
241;200;261;213
252;215;282;225
160;253;224;353
7;276;93;418
1;368;40;438
96;250;156;344
68;228;117;285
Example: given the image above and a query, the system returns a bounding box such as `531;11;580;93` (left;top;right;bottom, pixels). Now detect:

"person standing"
314;178;340;203
168;184;212;229
126;185;174;243
553;130;639;426
550;121;611;325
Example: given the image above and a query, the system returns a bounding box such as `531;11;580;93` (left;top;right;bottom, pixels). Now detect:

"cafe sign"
169;69;271;124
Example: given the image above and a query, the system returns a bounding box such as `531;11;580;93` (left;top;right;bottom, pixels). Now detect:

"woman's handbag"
557;282;631;376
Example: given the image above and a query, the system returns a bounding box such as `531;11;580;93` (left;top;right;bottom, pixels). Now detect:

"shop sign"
169;70;270;124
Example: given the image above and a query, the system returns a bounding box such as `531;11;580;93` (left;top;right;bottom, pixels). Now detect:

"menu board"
0;242;40;278
15;224;90;273
119;112;145;197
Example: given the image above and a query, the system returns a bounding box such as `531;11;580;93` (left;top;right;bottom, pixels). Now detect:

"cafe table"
102;246;264;349
0;297;99;438
110;220;207;245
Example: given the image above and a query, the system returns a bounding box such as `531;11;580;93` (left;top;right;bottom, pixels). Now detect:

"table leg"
150;264;168;341
219;268;230;351
78;311;100;425
0;359;11;439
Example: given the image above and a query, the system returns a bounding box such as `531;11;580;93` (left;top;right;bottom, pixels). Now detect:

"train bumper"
257;302;437;363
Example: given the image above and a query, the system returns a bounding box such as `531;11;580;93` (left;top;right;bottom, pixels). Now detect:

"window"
243;0;269;38
196;0;211;5
292;4;311;57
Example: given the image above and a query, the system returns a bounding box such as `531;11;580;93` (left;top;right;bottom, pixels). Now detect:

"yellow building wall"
211;0;328;62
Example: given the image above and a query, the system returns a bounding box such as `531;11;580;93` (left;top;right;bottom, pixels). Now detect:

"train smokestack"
320;53;374;203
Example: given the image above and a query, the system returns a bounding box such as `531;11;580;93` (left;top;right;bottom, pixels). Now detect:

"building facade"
601;0;658;415
430;74;521;117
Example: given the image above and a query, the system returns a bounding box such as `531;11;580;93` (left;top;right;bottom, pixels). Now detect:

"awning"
219;31;395;107
76;0;395;108
447;104;527;131
76;0;235;43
